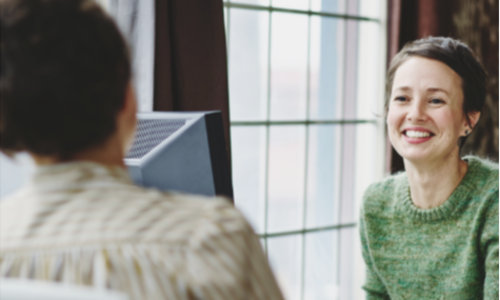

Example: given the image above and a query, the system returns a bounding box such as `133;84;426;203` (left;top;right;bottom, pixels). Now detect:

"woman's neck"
404;153;468;209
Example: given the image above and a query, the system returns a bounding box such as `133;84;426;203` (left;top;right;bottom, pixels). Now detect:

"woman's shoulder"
464;157;499;253
362;172;408;214
364;171;408;198
459;156;498;225
464;155;499;193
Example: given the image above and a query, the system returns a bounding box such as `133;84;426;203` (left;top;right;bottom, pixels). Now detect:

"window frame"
224;1;388;299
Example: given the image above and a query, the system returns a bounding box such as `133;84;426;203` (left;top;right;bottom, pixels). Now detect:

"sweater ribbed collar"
395;156;480;222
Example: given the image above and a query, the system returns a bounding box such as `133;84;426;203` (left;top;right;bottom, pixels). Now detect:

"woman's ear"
467;111;481;131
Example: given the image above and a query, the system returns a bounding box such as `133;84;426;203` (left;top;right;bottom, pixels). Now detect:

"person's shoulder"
464;155;498;196
0;187;37;247
363;172;408;214
148;192;256;254
124;187;251;240
363;172;407;207
165;192;247;228
142;188;244;223
0;184;31;205
183;196;253;245
462;156;498;217
464;158;499;245
0;189;30;222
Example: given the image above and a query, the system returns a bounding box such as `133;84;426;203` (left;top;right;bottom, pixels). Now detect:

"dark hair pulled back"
0;0;131;159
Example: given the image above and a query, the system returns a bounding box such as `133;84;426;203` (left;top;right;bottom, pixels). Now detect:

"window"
224;0;387;299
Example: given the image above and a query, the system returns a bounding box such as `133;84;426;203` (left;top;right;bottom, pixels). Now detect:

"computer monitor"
0;111;233;201
125;111;233;200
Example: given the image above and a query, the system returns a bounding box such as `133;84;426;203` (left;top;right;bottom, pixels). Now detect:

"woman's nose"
407;100;427;122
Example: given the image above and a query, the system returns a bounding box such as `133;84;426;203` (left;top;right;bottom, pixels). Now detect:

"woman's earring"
465;130;470;136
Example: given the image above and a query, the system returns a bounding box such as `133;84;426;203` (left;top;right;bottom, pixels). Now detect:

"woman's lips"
402;129;434;144
403;134;433;144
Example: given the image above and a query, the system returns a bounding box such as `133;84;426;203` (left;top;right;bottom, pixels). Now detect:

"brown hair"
385;37;487;130
0;0;131;159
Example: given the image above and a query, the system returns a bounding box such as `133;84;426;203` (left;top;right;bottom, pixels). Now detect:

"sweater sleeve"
186;205;284;300
482;188;499;300
359;209;390;300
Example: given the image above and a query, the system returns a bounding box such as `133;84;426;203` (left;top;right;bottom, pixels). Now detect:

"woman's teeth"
405;130;431;138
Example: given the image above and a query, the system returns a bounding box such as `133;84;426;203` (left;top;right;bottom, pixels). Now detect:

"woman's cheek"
433;109;460;137
387;107;403;137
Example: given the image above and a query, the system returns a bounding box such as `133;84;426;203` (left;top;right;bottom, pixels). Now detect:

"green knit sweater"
360;156;499;300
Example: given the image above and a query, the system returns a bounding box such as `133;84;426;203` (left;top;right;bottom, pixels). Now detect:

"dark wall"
455;0;499;162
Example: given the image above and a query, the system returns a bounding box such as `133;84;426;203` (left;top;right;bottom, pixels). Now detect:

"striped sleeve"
185;210;284;300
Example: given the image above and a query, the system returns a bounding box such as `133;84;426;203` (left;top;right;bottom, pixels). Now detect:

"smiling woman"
359;37;498;300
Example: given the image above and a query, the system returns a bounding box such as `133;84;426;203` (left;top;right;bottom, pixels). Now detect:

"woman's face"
387;56;469;164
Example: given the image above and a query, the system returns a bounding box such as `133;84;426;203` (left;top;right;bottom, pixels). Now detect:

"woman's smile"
401;127;434;144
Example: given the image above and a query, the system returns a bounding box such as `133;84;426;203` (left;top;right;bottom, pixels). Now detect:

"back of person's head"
0;0;131;160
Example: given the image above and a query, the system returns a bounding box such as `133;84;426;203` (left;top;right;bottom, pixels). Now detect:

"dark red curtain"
154;0;231;158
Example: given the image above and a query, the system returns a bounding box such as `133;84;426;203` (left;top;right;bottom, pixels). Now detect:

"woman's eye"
394;96;407;102
430;98;444;104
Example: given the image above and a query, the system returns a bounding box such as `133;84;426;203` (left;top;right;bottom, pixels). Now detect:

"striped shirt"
0;162;284;300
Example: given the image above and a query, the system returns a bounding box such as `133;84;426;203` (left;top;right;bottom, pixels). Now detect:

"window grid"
299;15;312;299
231;119;376;126
263;5;272;255
224;2;379;22
225;1;382;299
225;4;379;231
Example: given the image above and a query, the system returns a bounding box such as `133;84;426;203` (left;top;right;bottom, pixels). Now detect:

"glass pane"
267;126;306;233
0;152;35;199
354;123;378;218
231;126;267;233
346;0;358;15
269;12;308;120
310;0;346;14
272;0;309;10
229;0;270;6
304;230;339;300
306;125;341;228
342;19;358;119
228;9;269;121
267;235;303;300
309;16;345;120
340;124;356;224
359;0;380;19
356;21;381;119
338;227;355;300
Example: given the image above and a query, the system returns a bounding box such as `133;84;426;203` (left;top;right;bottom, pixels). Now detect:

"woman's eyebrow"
393;86;411;92
427;87;450;95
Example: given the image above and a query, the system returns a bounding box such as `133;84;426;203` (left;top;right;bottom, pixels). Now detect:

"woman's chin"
398;149;434;163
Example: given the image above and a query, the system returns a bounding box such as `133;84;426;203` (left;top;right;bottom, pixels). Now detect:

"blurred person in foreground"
0;0;284;299
360;37;498;299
